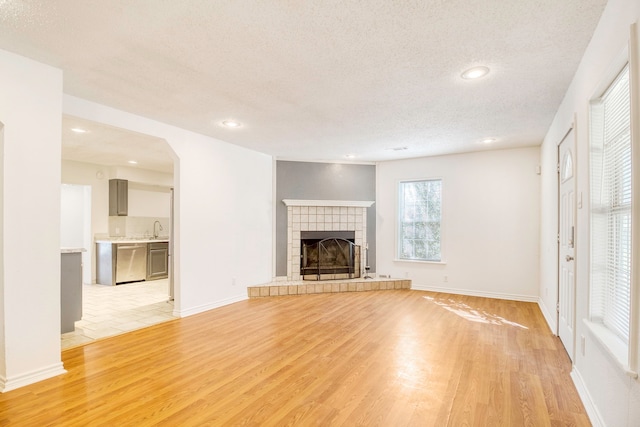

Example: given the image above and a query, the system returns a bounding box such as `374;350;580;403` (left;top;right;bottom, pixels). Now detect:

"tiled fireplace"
282;199;374;281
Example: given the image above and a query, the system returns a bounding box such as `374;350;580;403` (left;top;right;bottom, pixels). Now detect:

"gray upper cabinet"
109;179;128;216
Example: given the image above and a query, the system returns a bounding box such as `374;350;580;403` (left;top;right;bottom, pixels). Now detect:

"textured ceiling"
0;0;607;165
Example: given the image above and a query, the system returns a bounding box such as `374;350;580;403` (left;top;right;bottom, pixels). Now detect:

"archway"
60;115;180;348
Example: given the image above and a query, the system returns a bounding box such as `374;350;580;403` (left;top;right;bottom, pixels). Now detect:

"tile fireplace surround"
282;199;374;281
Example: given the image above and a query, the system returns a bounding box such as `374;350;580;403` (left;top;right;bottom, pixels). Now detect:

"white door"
558;130;576;361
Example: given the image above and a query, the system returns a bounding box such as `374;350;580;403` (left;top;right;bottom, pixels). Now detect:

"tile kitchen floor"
61;278;176;350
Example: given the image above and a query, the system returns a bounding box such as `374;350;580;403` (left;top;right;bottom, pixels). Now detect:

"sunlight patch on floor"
423;295;528;329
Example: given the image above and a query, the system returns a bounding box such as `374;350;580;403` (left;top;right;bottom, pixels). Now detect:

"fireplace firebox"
301;231;361;280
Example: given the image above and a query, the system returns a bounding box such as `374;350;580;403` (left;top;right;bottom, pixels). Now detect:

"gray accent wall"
276;161;376;276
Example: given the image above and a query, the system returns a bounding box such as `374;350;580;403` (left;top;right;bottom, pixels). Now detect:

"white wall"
60;185;87;248
111;165;173;187
377;147;540;301
63;96;274;318
62;160;110;234
539;0;640;425
0;49;66;391
128;186;171;218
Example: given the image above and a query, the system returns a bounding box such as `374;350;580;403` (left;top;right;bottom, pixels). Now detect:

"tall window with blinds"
398;179;442;261
589;63;632;345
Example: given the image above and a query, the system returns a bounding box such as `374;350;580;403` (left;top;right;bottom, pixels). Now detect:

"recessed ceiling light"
387;146;408;151
221;120;241;128
461;66;490;80
345;154;355;159
128;160;138;165
71;127;87;133
481;137;496;144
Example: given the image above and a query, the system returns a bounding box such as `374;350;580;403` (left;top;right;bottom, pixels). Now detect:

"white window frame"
586;25;640;378
396;178;444;263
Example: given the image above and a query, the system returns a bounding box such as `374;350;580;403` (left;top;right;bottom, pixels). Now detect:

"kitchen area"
96;236;169;286
96;179;172;288
61;123;177;348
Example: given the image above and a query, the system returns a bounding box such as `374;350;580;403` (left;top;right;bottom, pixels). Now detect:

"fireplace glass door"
301;237;361;281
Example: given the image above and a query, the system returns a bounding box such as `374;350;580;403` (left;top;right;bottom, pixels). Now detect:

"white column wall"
540;0;640;425
0;49;66;391
377;147;541;301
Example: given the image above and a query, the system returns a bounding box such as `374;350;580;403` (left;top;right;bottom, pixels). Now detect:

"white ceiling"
62;116;174;174
0;1;608;165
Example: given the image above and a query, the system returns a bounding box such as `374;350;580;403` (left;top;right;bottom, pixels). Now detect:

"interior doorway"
60;115;178;349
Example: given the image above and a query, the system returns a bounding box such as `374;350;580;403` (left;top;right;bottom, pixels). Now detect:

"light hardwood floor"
0;290;590;426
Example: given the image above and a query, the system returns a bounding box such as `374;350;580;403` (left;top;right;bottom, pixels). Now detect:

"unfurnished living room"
1;1;639;426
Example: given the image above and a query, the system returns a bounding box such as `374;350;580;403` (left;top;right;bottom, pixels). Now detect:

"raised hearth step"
248;279;411;298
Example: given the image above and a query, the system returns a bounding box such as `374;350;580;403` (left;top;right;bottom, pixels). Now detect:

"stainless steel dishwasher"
115;243;148;284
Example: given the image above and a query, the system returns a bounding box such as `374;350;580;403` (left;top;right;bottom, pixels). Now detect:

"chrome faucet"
153;220;163;239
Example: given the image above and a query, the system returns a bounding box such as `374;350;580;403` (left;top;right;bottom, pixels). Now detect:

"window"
398;179;442;261
562;150;573;182
589;64;632;347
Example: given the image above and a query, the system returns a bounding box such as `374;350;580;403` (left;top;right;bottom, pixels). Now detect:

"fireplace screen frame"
301;237;361;281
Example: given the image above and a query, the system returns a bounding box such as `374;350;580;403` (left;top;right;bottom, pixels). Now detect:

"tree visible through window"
398;179;442;261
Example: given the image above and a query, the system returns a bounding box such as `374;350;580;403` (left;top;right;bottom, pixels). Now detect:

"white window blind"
398;179;442;261
590;64;632;344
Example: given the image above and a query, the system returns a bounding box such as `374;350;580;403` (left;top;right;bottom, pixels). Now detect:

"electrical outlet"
581;335;586;355
404;272;409;278
444;275;448;283
232;277;236;286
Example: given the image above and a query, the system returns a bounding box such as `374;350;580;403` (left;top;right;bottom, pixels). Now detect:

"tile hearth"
248;278;411;298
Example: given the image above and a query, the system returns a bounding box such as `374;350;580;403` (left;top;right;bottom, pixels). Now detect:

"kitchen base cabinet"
96;240;169;285
61;251;83;333
147;242;169;280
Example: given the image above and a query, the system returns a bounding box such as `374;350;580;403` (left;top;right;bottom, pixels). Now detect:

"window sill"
393;258;447;265
582;319;638;378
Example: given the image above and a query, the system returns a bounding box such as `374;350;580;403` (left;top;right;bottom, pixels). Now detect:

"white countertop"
95;238;169;244
61;247;87;253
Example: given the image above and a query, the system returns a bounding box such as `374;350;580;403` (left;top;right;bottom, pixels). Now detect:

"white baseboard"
0;362;66;393
571;367;604;427
537;297;558;334
411;284;538;303
174;294;248;318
